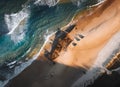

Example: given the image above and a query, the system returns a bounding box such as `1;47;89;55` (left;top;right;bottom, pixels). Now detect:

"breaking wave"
0;0;106;87
34;0;60;7
4;9;29;35
0;1;83;87
4;8;30;43
72;32;120;87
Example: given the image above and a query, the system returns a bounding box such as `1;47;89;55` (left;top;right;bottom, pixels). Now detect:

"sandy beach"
6;0;120;87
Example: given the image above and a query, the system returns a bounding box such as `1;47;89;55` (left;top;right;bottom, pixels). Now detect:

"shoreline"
6;0;120;87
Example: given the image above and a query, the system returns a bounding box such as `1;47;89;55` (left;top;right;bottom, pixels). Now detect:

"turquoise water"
0;3;79;63
0;1;106;87
0;0;102;85
0;2;83;82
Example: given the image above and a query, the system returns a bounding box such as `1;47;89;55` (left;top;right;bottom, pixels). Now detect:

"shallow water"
0;0;102;86
0;1;83;85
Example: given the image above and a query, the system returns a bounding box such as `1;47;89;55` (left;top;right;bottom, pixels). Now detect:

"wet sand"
55;0;120;69
6;0;120;87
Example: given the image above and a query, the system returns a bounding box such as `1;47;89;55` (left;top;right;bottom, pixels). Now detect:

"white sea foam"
0;59;33;87
112;67;120;75
7;61;17;66
89;0;106;7
4;9;29;43
71;0;84;6
34;0;104;7
0;9;31;87
0;49;40;87
34;0;60;7
0;29;56;87
33;31;55;60
4;9;29;35
71;0;105;7
72;32;120;87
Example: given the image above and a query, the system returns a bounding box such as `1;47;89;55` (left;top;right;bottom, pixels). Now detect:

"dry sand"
6;0;120;87
55;0;120;69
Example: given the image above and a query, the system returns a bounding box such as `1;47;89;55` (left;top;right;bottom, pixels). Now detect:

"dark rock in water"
87;71;120;87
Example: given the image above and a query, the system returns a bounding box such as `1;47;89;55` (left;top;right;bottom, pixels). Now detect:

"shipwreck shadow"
5;58;86;87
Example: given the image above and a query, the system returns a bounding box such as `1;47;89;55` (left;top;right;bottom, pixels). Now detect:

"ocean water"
0;0;104;86
0;1;84;86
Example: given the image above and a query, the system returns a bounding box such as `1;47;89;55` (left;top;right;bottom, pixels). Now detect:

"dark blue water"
0;0;99;66
0;2;79;61
0;2;83;83
0;1;103;87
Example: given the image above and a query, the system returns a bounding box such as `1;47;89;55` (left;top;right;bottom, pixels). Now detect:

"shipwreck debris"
78;34;84;39
44;24;76;62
